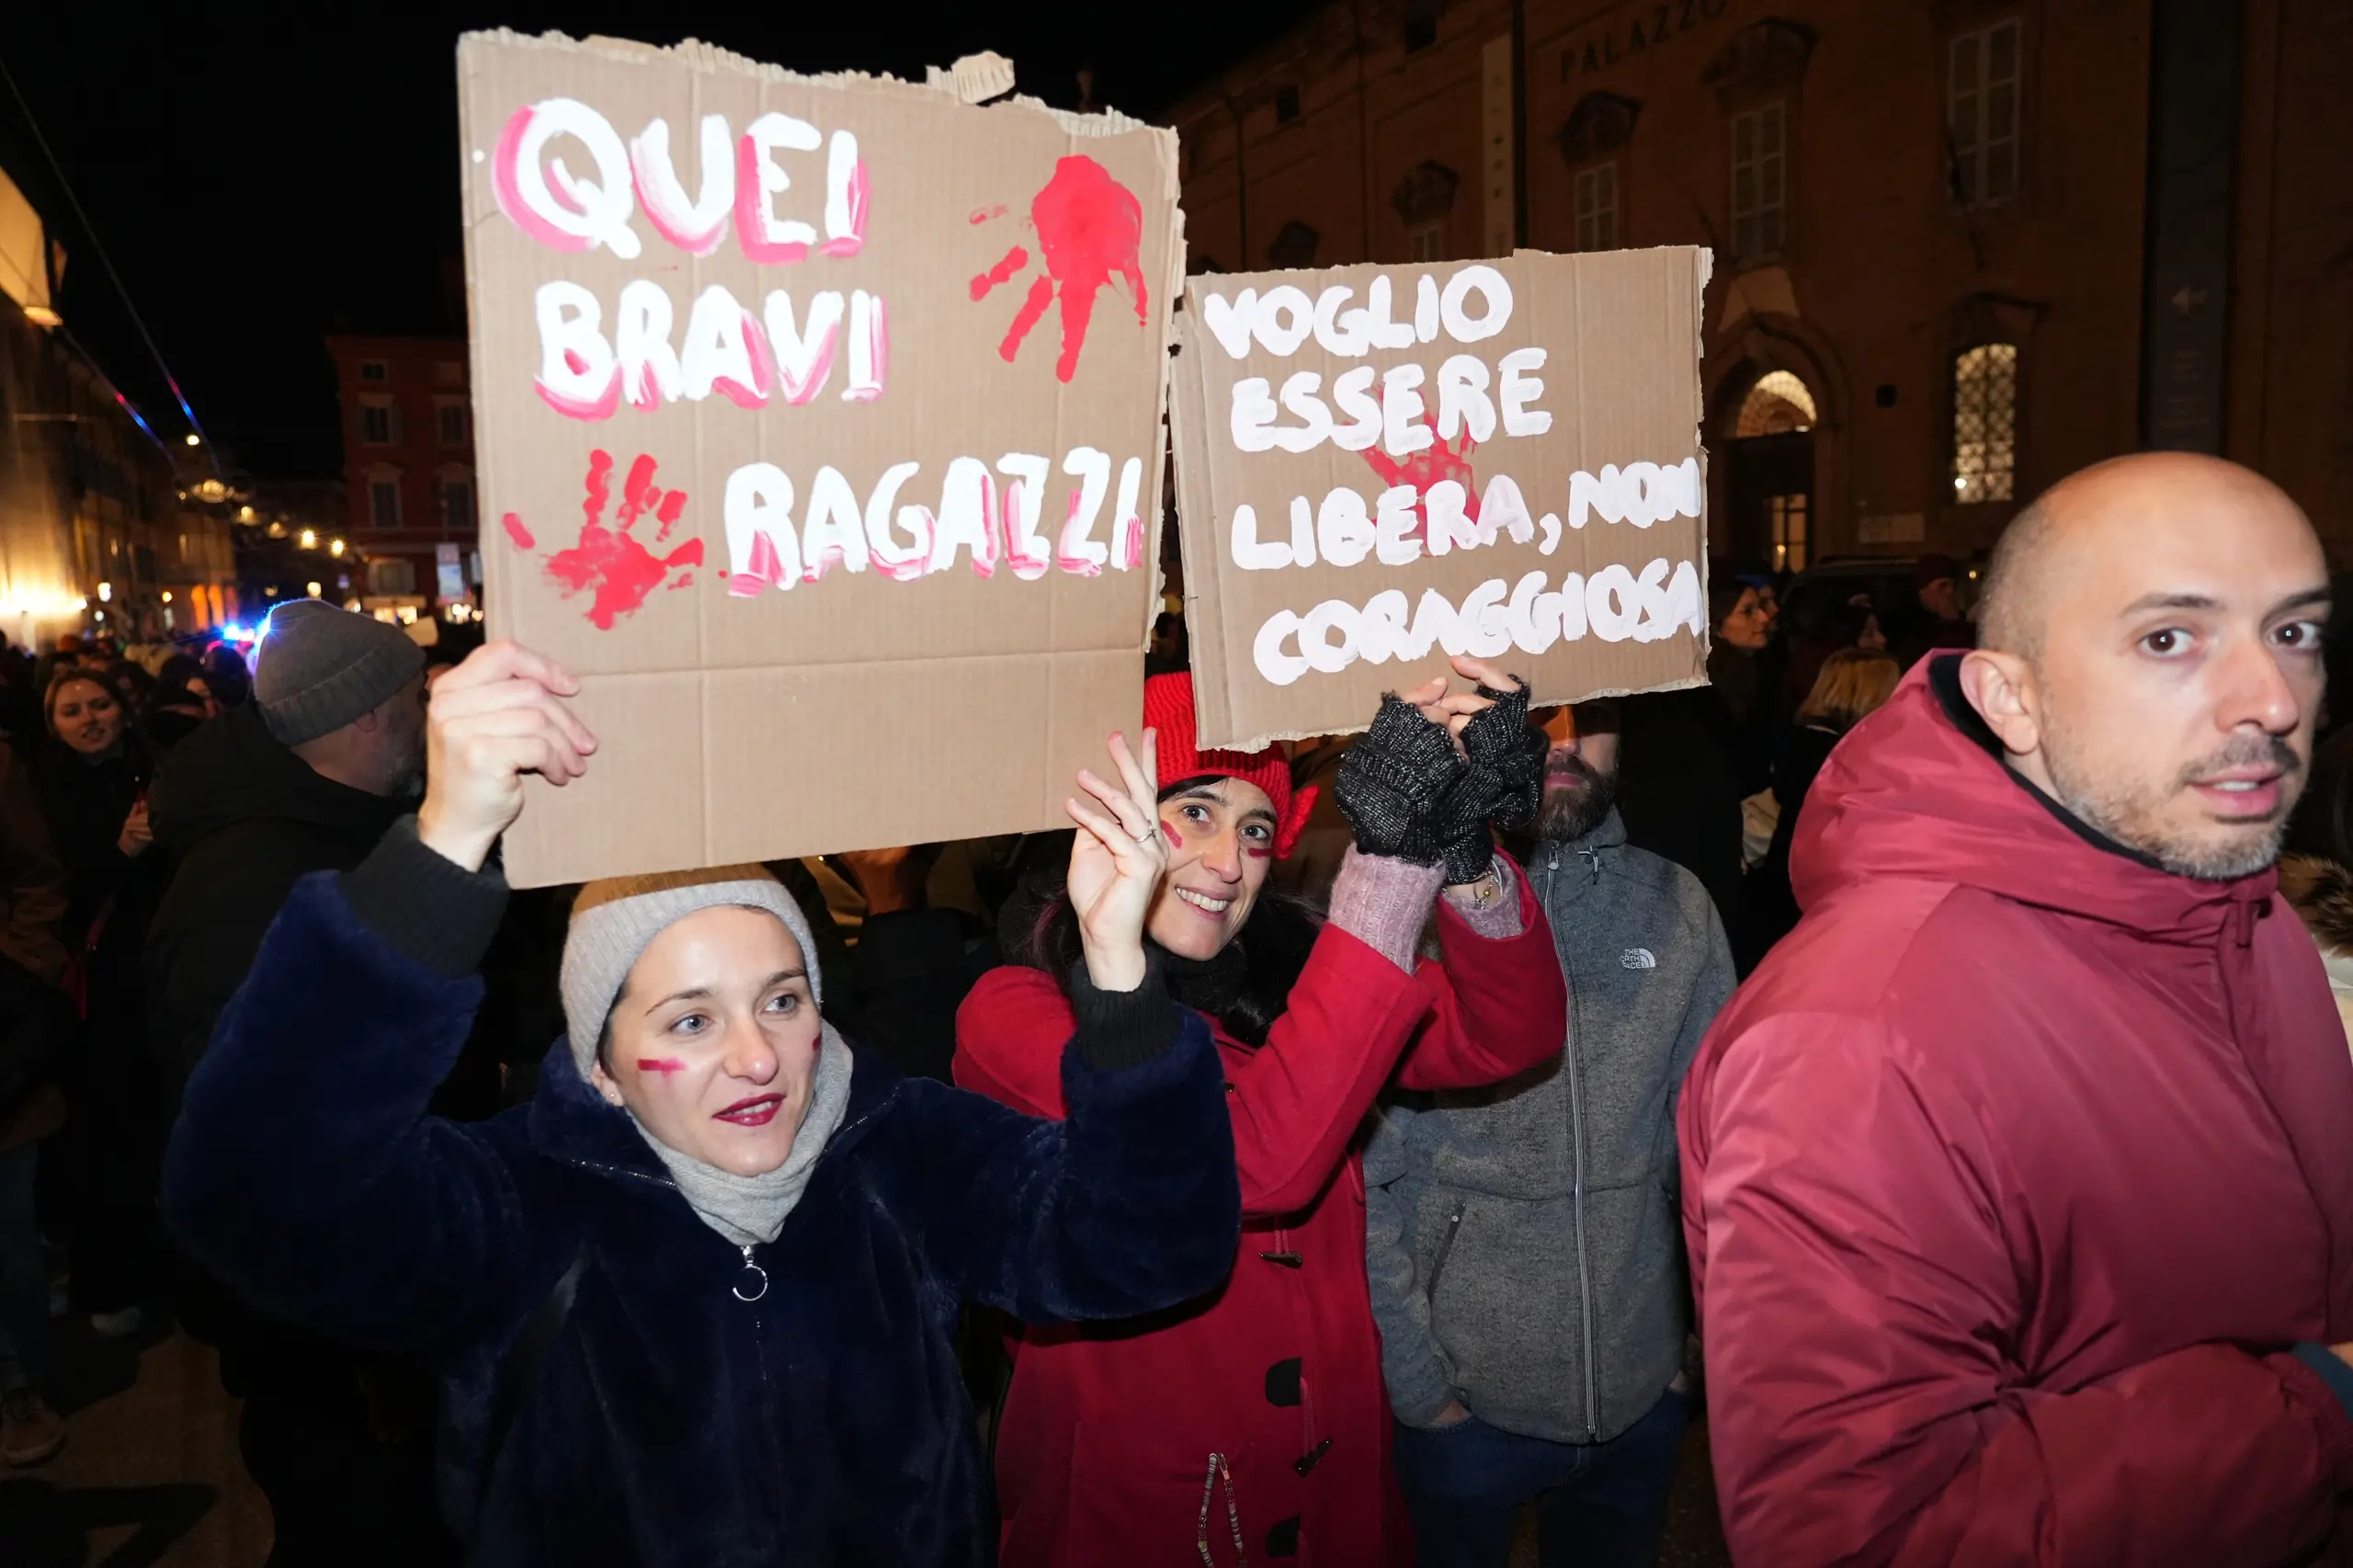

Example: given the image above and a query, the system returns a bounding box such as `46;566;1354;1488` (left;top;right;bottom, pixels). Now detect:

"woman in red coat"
956;658;1568;1567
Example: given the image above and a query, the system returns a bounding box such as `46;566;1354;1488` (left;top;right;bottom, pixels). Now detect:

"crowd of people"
0;628;246;1464
0;449;2349;1568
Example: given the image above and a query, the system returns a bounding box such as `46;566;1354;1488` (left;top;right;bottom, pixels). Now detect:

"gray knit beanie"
253;601;426;747
560;865;824;1081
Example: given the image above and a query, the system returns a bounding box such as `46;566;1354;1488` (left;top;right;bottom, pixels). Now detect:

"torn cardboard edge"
478;30;1159;140
926;51;1017;105
1677;244;1718;681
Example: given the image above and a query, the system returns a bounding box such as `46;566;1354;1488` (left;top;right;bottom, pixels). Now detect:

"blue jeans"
0;1142;47;1393
1392;1390;1688;1568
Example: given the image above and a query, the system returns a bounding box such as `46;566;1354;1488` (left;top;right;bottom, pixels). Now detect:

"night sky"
0;2;1313;481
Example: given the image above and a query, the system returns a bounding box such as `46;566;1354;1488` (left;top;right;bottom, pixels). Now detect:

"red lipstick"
713;1094;784;1127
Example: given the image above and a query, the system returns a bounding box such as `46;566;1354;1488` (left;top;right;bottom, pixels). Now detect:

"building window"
1952;343;2018;504
433;359;464;388
359;396;397;446
1574;162;1620;253
1949;19;2022;208
366;559;416;597
1729;102;1787;266
443;478;476;528
1736;369;1817;436
438;403;470;447
1267;221;1321;269
1768;494;1808;573
1409;224;1445;262
369;478;402;528
1274;85;1302;124
359;358;389;383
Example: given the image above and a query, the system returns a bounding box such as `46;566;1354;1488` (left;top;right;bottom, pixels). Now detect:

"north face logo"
1620;949;1656;970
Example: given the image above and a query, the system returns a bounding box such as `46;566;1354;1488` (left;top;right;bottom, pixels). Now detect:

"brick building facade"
325;334;478;616
1165;0;2353;566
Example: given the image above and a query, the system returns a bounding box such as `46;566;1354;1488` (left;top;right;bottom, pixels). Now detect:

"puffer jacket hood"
1790;654;2270;943
150;704;404;856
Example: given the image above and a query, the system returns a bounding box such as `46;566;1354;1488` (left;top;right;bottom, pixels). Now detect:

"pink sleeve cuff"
1440;856;1526;939
1324;847;1446;972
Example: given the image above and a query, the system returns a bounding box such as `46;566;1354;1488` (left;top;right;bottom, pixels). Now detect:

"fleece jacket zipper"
1545;850;1602;1439
1427;1202;1466;1300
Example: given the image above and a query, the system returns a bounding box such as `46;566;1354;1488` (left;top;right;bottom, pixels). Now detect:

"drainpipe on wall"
1356;2;1374;260
1225;86;1250;267
1511;0;1529;246
2139;0;2240;452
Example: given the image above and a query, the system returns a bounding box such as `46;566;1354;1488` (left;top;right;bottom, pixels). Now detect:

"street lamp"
184;434;199;448
299;528;317;551
329;539;346;558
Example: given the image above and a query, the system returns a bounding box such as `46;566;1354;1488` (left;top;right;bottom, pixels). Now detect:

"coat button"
1265;1357;1302;1407
1266;1515;1301;1556
1256;1249;1303;1268
1292;1437;1332;1476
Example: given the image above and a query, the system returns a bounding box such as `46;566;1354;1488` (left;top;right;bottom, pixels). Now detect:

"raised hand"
1334;694;1461;867
1400;653;1519;755
1062;729;1166;992
116;798;153;859
1427;655;1544;885
415;642;598;873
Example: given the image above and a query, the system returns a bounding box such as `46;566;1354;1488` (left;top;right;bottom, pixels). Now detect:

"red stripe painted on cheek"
636;1057;687;1075
1161;821;1182;848
1245;846;1273;859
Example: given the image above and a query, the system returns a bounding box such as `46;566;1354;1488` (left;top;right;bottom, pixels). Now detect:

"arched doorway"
1726;369;1817;572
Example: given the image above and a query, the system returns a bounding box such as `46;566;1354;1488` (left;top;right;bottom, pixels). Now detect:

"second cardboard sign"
1171;246;1713;750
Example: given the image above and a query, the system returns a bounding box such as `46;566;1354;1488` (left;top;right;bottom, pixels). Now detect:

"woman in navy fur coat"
162;642;1241;1567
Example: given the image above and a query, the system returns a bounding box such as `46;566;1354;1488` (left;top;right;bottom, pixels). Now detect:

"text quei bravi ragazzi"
496;95;1155;587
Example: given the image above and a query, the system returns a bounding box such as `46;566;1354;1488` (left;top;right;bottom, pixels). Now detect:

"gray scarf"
631;1023;856;1248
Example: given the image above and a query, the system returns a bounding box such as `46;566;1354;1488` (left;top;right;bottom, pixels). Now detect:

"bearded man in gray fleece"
1365;696;1733;1568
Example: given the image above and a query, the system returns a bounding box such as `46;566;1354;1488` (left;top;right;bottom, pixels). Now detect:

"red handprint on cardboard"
499;450;703;631
970;155;1148;383
1361;416;1481;547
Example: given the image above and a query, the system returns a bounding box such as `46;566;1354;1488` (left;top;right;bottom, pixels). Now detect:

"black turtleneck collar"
1160;940;1249;1021
1926;653;2167;874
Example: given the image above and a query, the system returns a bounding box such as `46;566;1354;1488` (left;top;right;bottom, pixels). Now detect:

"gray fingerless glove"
1334;695;1465;865
1434;679;1546;885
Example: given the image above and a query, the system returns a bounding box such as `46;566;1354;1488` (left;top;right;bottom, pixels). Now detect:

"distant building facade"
326;334;478;618
1166;0;2353;565
0;162;234;646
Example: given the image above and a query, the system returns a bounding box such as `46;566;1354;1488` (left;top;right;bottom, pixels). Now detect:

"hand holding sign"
417;642;599;874
1063;729;1166;994
1434;662;1546;884
1400;653;1520;753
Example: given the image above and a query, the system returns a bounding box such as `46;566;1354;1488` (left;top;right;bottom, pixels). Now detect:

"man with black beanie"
146;601;447;1568
148;602;427;1085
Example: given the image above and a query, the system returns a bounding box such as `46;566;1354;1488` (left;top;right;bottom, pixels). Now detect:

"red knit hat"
1142;672;1318;858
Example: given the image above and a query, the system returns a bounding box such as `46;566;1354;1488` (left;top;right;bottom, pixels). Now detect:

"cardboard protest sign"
1169;247;1711;748
459;32;1179;886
